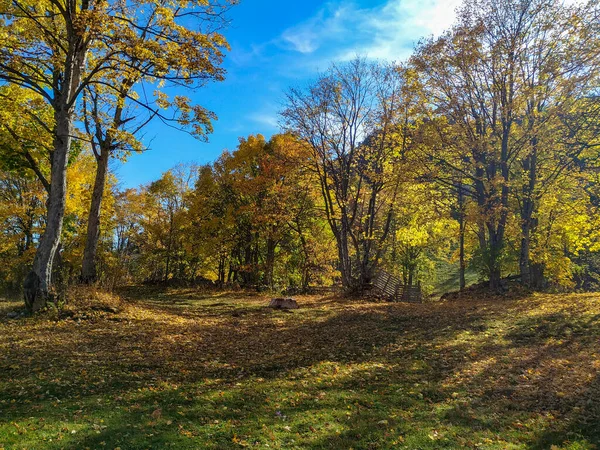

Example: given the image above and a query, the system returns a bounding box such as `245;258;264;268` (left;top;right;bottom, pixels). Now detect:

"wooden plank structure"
372;270;422;303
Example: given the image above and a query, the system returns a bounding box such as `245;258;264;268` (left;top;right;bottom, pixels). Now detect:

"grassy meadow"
1;289;599;449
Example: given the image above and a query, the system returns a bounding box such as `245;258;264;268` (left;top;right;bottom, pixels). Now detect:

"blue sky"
115;0;465;188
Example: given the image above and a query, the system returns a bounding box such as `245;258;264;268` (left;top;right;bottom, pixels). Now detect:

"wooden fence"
372;270;422;303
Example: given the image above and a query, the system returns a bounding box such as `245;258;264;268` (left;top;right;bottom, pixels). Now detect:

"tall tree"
0;0;233;310
283;59;416;291
79;0;231;283
0;0;97;310
413;0;548;290
414;0;600;290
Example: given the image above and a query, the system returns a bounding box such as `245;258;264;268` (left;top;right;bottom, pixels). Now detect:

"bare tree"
283;59;416;291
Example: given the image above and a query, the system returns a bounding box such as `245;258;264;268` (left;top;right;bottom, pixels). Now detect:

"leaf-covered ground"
1;289;599;449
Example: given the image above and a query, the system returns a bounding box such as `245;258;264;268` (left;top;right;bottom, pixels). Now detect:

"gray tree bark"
458;186;466;291
22;21;88;311
81;145;109;283
24;108;72;311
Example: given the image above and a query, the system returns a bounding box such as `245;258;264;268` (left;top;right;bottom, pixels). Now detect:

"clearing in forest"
1;289;599;449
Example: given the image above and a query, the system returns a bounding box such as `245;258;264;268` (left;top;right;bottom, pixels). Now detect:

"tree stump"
269;298;299;310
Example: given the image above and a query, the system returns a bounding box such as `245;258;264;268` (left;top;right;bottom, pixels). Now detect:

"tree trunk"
519;228;531;288
218;253;226;287
164;211;175;282
265;236;276;288
337;231;353;290
81;145;109;283
296;224;312;290
519;135;538;288
24;109;72;312
457;185;466;291
488;250;501;291
459;220;466;291
487;231;503;292
227;258;235;283
530;262;545;290
358;187;379;290
489;266;502;292
519;205;535;289
336;214;354;290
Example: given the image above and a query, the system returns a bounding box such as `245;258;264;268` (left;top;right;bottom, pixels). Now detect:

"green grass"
1;289;600;449
430;258;480;297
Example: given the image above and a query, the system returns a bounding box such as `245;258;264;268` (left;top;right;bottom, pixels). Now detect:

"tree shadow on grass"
117;285;266;303
0;298;483;426
530;372;600;449
437;309;600;448
3;295;600;448
34;356;478;449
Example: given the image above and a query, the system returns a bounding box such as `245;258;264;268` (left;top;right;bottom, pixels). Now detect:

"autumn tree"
413;0;600;290
186;164;238;286
0;0;100;310
107;188;147;285
140;165;198;283
413;0;534;290
183;133;335;289
0;171;45;294
506;0;599;287
220;134;321;287
384;182;455;291
79;0;232;283
283;59;417;291
0;0;233;311
0;149;112;294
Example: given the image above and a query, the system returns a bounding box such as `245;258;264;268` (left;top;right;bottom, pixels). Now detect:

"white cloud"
277;0;586;66
248;112;279;129
346;0;464;61
278;0;463;63
280;3;351;54
281;26;319;54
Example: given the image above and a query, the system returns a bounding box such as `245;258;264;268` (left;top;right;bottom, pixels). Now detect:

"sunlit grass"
1;290;599;449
